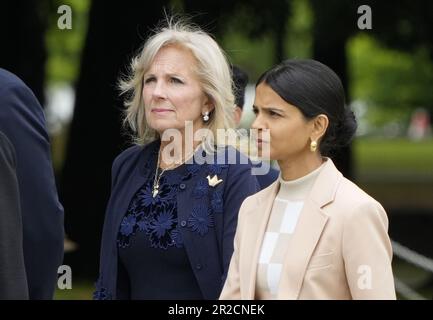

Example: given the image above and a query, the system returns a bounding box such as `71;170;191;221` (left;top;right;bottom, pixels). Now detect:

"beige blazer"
220;159;396;300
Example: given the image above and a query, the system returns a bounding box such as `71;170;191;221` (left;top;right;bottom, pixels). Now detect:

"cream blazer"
220;159;396;300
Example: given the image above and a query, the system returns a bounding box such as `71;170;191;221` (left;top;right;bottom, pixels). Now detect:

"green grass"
54;281;94;300
354;138;433;175
353;138;433;209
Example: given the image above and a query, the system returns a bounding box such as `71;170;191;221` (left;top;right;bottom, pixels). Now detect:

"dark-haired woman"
220;59;396;300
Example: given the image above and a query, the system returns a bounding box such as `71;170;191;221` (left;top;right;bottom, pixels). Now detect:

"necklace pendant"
152;186;159;198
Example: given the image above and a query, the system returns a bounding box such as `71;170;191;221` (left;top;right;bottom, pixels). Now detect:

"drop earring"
203;111;210;122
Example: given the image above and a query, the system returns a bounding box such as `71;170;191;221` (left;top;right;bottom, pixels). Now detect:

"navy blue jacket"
0;68;64;299
95;140;260;299
0;131;29;299
255;165;279;190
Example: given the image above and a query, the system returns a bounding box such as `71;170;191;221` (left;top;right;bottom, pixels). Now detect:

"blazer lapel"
241;181;280;299
277;158;342;299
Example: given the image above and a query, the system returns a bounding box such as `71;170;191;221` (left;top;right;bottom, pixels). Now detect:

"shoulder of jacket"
337;177;380;206
113;144;142;166
0;68;25;89
329;177;385;223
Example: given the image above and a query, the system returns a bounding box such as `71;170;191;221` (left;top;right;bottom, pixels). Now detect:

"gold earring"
310;140;317;152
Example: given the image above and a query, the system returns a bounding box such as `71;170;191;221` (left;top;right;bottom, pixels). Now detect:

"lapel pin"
207;174;223;187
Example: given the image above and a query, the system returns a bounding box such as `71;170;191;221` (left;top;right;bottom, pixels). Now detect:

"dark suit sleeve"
0;132;29;299
0;77;64;299
221;159;260;286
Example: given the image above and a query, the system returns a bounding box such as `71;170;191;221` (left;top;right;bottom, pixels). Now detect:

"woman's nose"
251;115;264;130
152;80;167;99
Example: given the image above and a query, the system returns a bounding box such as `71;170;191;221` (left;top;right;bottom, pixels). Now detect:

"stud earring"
203;111;210;122
310;140;317;152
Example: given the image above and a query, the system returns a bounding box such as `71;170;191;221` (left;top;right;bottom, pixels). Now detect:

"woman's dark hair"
231;65;249;109
256;59;357;156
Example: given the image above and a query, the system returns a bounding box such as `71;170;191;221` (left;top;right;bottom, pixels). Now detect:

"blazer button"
179;183;186;190
180;220;187;227
196;264;202;270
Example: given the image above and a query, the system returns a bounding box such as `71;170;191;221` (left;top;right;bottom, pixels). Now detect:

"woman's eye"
269;110;280;117
252;108;259;116
170;77;183;84
144;77;155;84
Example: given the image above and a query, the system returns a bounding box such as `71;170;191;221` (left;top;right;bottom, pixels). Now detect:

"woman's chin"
149;119;174;130
256;145;273;160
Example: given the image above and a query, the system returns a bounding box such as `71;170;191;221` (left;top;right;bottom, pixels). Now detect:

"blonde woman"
94;20;260;300
220;59;396;300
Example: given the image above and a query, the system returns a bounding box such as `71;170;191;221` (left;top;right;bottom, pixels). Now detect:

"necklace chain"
152;148;198;198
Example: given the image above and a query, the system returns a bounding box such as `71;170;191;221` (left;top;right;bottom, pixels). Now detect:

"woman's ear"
311;114;329;142
233;106;243;127
203;95;215;114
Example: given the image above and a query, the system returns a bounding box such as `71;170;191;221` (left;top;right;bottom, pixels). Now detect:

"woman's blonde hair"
119;17;236;149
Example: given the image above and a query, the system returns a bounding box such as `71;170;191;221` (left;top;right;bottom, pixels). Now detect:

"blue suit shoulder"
0;68;38;107
0;68;26;88
0;68;46;129
214;145;254;166
252;161;279;190
217;146;275;190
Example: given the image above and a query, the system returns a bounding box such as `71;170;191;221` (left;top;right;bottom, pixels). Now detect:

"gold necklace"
152;148;198;198
152;157;167;198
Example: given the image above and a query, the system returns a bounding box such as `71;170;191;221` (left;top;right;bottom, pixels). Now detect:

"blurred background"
1;0;432;299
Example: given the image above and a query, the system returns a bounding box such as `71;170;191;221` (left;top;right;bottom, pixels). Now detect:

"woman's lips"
256;138;268;148
151;108;174;114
